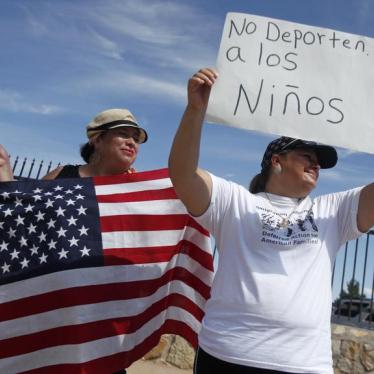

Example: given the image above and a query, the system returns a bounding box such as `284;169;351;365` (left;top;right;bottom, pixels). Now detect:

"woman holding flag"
0;108;148;374
0;108;148;182
168;68;374;373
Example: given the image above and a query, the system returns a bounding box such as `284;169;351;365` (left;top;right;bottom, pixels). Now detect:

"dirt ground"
127;359;192;374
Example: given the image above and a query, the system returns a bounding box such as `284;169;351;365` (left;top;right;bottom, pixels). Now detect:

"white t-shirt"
194;173;363;374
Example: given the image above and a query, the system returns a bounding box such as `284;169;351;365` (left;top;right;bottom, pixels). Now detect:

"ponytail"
80;142;95;163
249;166;271;194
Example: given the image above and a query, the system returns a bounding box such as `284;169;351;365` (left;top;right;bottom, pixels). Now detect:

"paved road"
127;360;192;374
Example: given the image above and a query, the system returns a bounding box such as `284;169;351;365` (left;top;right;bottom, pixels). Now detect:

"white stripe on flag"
98;199;186;216
94;178;171;195
0;253;211;303
102;226;210;250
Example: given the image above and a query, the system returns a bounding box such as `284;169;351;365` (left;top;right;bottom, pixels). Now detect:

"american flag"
0;168;213;373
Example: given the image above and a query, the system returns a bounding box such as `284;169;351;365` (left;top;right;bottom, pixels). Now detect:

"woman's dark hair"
249;166;271;194
250;150;290;193
80;142;95;163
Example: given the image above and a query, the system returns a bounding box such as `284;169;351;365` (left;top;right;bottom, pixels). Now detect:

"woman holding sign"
168;68;374;374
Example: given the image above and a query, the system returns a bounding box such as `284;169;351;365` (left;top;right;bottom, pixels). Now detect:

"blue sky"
1;0;374;298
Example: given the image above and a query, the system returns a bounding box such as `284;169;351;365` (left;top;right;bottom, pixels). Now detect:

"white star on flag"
55;206;66;216
39;253;48;263
20;258;30;269
15;215;25;226
27;223;37;234
1;191;10;199
57;227;67;237
47;239;57;250
47;219;56;228
1;262;10;273
10;249;20;260
67;216;78;226
68;236;79;247
7;228;16;238
4;208;13;217
24;204;34;212
76;206;87;215
78;225;89;236
66;199;75;206
0;241;8;251
35;211;45;221
29;245;39;255
58;248;69;259
44;199;54;208
38;232;47;242
80;246;91;256
18;236;28;247
14;197;23;207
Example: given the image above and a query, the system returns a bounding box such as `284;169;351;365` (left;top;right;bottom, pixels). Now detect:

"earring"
273;164;282;175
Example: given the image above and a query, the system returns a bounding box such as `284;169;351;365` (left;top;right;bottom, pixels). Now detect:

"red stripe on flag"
187;217;210;236
96;187;177;203
21;320;197;374
101;214;190;232
104;240;214;271
0;294;203;359
0;267;211;322
100;214;209;236
93;168;169;186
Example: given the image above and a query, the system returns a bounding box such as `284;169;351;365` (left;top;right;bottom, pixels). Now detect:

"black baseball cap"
261;136;338;170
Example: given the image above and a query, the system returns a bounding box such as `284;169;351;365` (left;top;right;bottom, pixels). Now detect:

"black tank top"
55;165;81;179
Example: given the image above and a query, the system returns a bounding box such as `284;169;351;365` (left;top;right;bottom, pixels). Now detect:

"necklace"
265;193;304;228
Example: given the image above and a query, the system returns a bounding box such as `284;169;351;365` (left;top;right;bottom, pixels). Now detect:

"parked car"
332;299;374;329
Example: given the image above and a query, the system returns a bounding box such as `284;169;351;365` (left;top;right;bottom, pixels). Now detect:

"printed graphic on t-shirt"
257;204;320;246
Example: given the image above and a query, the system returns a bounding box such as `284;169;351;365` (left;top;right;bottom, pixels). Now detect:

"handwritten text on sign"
206;13;374;153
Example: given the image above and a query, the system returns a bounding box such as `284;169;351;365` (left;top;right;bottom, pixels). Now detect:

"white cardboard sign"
206;12;374;153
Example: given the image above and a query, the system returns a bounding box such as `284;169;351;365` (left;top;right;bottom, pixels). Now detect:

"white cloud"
89;0;218;69
0;90;61;115
72;70;186;103
13;0;217;108
322;169;345;181
18;4;48;36
125;74;186;100
223;173;237;179
322;161;374;186
337;148;358;159
88;0;207;46
364;287;373;298
88;29;124;61
21;0;218;71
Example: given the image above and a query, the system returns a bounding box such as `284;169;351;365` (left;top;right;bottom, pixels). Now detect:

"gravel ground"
127;360;192;374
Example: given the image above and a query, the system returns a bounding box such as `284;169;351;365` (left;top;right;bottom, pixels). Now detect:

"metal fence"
331;231;374;330
11;155;58;180
9;156;374;330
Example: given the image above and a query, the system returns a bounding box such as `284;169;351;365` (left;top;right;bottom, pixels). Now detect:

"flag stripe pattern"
0;168;213;373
